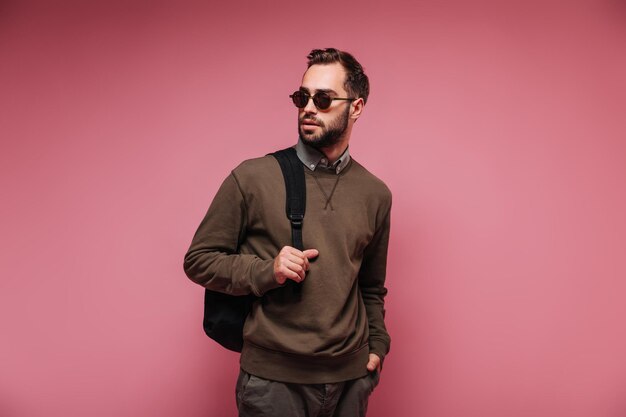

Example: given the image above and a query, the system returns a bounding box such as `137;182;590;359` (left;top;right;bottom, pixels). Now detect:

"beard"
298;105;350;150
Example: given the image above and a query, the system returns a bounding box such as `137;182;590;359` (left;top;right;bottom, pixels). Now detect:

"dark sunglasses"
289;91;356;110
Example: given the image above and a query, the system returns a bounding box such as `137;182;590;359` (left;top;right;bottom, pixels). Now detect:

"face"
297;63;354;150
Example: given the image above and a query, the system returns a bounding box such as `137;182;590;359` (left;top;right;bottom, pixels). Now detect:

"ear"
350;98;365;121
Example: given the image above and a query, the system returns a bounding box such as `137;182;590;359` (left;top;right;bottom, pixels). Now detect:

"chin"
301;136;323;147
300;132;320;143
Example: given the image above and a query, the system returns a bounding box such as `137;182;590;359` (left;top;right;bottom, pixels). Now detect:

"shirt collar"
295;137;351;174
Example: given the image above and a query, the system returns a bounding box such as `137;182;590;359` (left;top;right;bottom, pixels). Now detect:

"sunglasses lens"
291;91;334;109
313;92;332;109
291;91;309;108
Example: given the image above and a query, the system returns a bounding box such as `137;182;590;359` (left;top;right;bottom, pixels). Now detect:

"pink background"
1;1;625;416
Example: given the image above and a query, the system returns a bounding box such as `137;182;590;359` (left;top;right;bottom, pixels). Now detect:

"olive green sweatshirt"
183;149;392;384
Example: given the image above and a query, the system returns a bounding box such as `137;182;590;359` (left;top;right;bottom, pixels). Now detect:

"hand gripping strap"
270;147;306;297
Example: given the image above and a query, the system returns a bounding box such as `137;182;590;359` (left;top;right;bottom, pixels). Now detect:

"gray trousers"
235;368;381;417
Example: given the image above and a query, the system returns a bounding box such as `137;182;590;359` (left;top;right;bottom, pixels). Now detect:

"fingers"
284;246;318;270
366;353;381;372
285;252;310;272
285;259;306;282
273;246;319;284
274;261;304;284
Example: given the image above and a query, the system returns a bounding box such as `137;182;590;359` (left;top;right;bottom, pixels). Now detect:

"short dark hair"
306;48;370;104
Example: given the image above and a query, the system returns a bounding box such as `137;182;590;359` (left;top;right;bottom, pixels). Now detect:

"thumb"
367;353;381;372
302;249;319;259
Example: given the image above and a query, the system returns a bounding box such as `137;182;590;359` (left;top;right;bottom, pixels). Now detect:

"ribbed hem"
240;342;370;384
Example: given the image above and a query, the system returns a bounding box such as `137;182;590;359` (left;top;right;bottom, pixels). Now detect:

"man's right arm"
183;172;281;297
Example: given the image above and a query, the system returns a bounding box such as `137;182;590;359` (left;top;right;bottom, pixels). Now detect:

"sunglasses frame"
290;90;356;110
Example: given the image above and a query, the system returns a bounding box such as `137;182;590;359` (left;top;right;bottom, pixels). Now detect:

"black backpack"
202;147;306;352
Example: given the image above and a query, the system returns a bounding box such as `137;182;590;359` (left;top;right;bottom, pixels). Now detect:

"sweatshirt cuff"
250;258;281;296
369;339;389;368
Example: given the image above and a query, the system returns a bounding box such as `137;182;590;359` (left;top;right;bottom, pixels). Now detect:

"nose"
302;96;317;114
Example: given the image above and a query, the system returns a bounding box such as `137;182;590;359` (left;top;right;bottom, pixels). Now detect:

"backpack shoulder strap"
270;147;306;251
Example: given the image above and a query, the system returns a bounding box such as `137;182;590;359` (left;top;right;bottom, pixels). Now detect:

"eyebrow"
299;87;339;95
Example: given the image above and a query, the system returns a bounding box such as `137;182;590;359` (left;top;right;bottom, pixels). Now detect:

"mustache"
299;116;324;127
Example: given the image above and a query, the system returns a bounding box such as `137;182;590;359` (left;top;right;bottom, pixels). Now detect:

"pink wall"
1;1;625;416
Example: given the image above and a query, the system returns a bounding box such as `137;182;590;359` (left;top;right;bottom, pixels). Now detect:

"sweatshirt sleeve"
183;172;281;297
358;195;392;364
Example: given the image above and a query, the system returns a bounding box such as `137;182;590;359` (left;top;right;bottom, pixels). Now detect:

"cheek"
317;113;332;126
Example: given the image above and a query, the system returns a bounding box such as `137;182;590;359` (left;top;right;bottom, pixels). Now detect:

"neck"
318;139;349;164
318;123;353;163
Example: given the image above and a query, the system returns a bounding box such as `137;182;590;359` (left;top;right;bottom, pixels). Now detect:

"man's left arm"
358;194;392;371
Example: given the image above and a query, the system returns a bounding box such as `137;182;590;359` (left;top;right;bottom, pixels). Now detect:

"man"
184;48;392;417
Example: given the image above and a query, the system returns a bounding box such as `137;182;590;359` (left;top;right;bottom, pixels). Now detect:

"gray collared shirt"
295;137;351;175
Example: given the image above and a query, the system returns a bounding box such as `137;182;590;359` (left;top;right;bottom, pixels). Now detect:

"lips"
301;119;319;126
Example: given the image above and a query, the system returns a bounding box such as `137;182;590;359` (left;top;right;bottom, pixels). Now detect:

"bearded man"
184;48;392;417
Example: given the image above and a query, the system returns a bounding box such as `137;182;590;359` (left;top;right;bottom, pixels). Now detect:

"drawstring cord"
312;173;341;210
